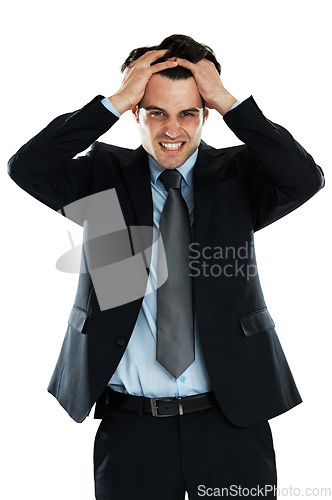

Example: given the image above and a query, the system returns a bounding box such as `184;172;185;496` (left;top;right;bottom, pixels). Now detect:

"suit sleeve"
7;95;119;213
223;96;325;231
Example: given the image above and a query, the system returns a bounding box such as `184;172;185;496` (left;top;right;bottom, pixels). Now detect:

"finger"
149;60;178;74
140;49;169;64
179;57;219;74
124;54;176;77
174;57;197;71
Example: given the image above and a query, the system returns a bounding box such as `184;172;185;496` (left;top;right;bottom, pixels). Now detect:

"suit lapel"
193;141;224;244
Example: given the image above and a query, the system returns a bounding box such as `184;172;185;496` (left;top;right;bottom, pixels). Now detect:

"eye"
150;111;164;117
181;112;194;117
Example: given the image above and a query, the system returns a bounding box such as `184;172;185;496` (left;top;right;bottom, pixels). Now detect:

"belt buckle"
150;396;184;417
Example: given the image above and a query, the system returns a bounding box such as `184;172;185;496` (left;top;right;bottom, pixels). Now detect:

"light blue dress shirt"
100;96;241;398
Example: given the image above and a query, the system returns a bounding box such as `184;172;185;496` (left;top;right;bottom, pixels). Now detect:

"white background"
1;0;331;498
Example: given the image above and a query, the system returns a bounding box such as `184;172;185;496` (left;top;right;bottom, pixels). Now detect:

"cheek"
188;124;203;141
139;122;155;144
142;121;159;139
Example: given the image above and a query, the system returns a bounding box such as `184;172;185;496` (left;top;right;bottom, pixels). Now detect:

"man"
7;34;324;499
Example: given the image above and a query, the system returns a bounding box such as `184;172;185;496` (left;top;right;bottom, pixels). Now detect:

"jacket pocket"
238;307;275;337
68;305;89;334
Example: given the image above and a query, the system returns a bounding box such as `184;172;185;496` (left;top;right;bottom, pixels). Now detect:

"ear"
203;108;209;124
132;106;139;123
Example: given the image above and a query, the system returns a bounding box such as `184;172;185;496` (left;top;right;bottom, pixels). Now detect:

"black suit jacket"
7;95;325;427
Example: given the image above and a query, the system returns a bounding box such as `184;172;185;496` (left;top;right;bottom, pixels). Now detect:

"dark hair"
121;34;221;80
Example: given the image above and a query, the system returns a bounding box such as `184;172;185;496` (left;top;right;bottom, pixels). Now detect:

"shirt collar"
148;148;198;189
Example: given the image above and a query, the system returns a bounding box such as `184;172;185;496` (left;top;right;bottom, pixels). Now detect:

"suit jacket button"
116;338;126;346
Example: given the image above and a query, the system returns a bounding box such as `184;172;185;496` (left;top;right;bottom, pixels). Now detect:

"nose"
164;117;183;139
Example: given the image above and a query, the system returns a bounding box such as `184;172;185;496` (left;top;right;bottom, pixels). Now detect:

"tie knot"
159;169;183;192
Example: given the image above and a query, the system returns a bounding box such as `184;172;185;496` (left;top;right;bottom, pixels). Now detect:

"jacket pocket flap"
238;308;275;337
68;306;89;333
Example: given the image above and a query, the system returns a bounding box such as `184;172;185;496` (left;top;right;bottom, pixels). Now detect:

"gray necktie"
156;168;195;378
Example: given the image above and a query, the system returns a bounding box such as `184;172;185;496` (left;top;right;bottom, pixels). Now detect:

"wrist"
213;91;238;117
108;94;132;115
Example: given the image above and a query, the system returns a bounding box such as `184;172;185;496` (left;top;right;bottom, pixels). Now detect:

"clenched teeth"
160;142;184;150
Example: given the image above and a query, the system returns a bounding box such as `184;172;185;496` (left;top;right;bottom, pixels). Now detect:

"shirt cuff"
101;97;121;117
229;100;242;111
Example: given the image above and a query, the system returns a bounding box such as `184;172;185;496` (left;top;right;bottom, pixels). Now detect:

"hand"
175;58;238;116
109;50;178;114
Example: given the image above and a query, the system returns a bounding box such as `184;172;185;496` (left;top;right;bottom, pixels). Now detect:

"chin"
159;155;187;170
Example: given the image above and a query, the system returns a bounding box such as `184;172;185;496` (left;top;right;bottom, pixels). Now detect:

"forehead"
140;74;203;110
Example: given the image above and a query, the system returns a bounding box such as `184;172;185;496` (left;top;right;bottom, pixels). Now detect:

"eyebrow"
143;105;201;113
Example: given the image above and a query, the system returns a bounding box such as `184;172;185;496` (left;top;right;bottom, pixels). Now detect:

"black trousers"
93;404;277;500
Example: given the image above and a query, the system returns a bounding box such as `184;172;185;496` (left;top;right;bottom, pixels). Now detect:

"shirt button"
116;338;126;346
180;376;186;383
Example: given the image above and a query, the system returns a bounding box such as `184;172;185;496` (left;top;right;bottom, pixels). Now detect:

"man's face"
133;74;209;169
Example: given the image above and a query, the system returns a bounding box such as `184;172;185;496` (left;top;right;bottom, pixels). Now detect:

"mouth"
159;142;185;153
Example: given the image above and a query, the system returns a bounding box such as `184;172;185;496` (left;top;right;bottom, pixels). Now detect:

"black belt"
105;388;217;417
